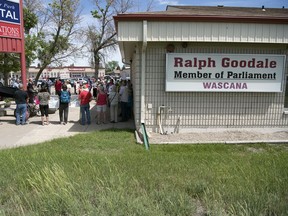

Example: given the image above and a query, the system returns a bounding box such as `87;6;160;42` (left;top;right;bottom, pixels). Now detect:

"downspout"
140;20;147;124
140;21;150;150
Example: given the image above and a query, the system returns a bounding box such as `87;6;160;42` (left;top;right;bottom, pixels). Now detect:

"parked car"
77;77;88;84
36;79;45;88
0;85;17;98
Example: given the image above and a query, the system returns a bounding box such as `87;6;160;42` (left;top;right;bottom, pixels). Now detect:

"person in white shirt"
108;85;119;123
65;80;72;94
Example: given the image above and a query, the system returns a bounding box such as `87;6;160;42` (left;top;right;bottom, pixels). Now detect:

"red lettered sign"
0;21;20;38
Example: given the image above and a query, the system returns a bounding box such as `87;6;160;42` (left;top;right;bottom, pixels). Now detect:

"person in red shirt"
78;84;92;125
55;78;62;96
96;85;108;124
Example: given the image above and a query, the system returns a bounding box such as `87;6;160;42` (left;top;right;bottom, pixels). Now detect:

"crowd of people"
76;77;133;125
10;76;133;126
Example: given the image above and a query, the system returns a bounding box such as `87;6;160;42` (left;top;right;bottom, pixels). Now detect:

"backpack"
60;91;70;103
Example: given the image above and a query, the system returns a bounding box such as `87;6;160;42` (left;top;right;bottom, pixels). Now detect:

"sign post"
19;0;26;89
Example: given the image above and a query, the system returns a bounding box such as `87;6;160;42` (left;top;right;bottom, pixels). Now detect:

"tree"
23;7;38;34
0;54;21;86
24;0;83;82
23;5;39;71
87;0;135;79
105;60;119;73
86;0;156;79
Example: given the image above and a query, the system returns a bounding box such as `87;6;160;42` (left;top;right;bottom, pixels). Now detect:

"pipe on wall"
140;20;148;124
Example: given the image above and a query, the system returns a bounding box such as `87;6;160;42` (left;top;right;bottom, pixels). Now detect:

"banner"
166;53;285;92
0;21;20;37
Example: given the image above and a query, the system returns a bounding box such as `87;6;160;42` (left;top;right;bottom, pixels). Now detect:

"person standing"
92;79;98;99
87;77;92;92
78;84;92;125
65;80;72;94
55;78;62;96
108;85;119;123
38;86;50;126
119;80;129;122
127;81;133;119
106;79;115;95
73;80;77;94
12;79;20;88
27;78;35;103
14;84;28;125
47;78;53;94
96;85;108;124
59;84;71;125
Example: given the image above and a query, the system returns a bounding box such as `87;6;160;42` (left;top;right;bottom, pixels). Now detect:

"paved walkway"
0;101;135;150
1;99;288;149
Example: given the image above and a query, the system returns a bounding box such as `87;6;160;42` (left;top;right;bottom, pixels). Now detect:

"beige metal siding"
117;22;143;41
118;21;288;44
137;42;288;132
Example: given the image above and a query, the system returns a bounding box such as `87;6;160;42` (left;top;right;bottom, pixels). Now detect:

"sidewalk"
0;102;135;150
1;100;288;149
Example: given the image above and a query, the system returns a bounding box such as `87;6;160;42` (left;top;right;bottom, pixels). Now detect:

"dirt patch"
147;128;288;144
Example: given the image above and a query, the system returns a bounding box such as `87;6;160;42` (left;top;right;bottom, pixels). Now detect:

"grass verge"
0;129;288;215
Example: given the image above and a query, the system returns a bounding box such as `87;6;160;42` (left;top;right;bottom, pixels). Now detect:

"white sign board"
166;53;285;92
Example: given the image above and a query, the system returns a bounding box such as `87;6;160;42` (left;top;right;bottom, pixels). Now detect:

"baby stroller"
13;95;40;120
0;84;40;120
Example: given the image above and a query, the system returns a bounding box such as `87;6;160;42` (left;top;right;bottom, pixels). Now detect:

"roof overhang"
113;6;288;64
114;14;288;25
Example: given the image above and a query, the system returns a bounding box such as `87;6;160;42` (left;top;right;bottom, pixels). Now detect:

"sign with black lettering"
166;53;285;92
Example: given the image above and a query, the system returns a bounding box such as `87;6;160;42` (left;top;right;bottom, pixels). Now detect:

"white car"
48;95;59;114
36;79;45;88
77;78;88;84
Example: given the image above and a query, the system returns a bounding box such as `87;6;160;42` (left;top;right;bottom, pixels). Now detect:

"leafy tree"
0;54;21;86
87;0;135;79
1;0;156;85
23;0;83;82
23;7;38;34
87;0;156;79
23;5;39;70
105;61;119;73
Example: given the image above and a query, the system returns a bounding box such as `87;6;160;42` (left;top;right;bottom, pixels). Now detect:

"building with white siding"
114;5;288;133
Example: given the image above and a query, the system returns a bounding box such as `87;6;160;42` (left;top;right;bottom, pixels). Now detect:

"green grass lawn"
0;129;288;216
